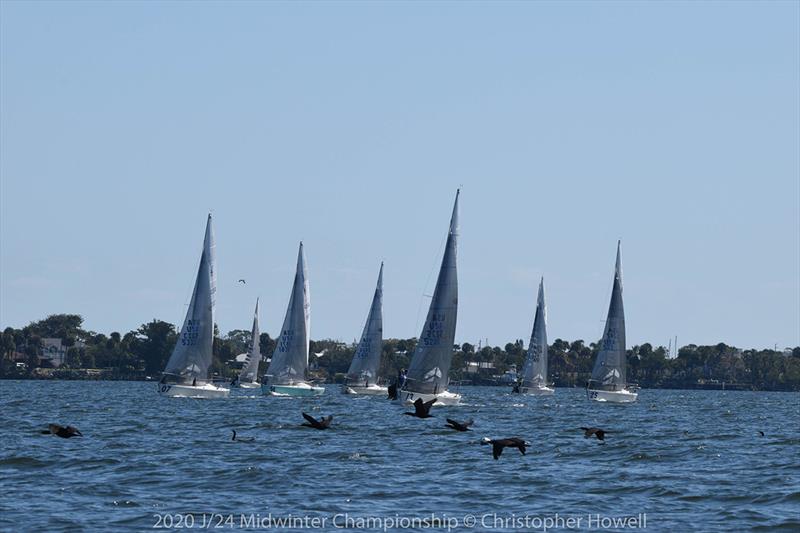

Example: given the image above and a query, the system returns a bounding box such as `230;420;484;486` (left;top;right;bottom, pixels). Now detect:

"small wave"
0;456;52;468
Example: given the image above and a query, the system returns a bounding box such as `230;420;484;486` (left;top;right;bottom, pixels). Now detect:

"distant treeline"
2;314;799;391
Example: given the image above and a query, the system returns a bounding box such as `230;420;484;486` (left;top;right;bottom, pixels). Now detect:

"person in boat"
192;377;197;387
512;379;521;394
398;369;407;388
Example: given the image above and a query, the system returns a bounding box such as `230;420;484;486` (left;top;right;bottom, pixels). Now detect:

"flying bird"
231;430;255;442
403;398;436;418
580;427;606;441
758;431;765;437
445;418;474;432
481;437;529;460
301;412;333;430
41;424;83;439
238;279;246;284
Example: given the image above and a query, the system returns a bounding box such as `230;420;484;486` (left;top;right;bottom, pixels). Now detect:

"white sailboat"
343;263;387;395
587;241;639;403
515;277;554;395
398;190;461;406
261;242;324;397
232;299;262;389
158;214;229;399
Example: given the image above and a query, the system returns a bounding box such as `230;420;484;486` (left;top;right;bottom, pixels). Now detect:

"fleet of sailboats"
158;195;641;405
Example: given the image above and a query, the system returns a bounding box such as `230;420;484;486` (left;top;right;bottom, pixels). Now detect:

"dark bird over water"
445;418;474;432
403;398;436;418
42;424;83;439
387;383;398;401
758;431;765;437
481;437;530;460
231;430;254;442
580;427;606;441
238;279;246;284
302;412;333;430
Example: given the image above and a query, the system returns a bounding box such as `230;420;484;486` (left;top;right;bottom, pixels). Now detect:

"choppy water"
0;382;798;532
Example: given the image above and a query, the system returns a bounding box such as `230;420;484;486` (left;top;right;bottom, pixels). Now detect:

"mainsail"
237;299;261;384
163;214;216;383
405;190;459;395
265;243;310;385
590;241;627;390
345;263;384;385
521;277;548;388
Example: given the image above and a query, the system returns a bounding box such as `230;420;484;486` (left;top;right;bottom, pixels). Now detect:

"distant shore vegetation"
1;314;798;391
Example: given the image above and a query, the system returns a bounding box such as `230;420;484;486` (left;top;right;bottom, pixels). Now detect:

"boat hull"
262;382;325;397
397;389;461;406
342;384;388;396
234;381;261;389
587;388;638;403
157;382;230;399
519;385;555;395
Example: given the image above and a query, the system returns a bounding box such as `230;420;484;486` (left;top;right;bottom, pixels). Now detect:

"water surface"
0;382;797;531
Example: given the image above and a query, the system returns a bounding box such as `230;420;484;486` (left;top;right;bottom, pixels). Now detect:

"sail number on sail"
355;337;372;359
180;320;200;346
530;345;541;363
278;329;294;353
603;328;617;350
422;313;445;346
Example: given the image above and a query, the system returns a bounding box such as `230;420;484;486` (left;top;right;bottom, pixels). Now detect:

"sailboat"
232;299;262;389
515;277;554;395
398;190;461;406
261;242;324;397
158;214;229;399
343;263;387;395
586;241;639;403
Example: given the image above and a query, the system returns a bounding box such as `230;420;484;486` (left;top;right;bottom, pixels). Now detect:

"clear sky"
1;1;798;350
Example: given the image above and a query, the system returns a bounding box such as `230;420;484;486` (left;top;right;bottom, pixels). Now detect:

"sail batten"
405;190;459;395
521;278;548;388
238;299;261;384
265;243;310;385
163;214;216;383
346;263;384;384
590;241;627;389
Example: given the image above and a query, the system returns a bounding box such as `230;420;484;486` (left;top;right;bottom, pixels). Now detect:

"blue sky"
1;1;798;349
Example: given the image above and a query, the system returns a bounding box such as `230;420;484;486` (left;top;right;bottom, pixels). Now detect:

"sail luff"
521;277;548;387
265;242;310;385
163;214;216;382
590;241;627;389
238;298;261;383
346;262;384;383
405;190;459;395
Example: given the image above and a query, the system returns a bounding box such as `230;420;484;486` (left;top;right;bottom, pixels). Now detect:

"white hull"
520;385;554;396
342;384;388;395
262;382;325;397
587;387;638;403
157;382;230;399
397;389;461;406
235;381;261;389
